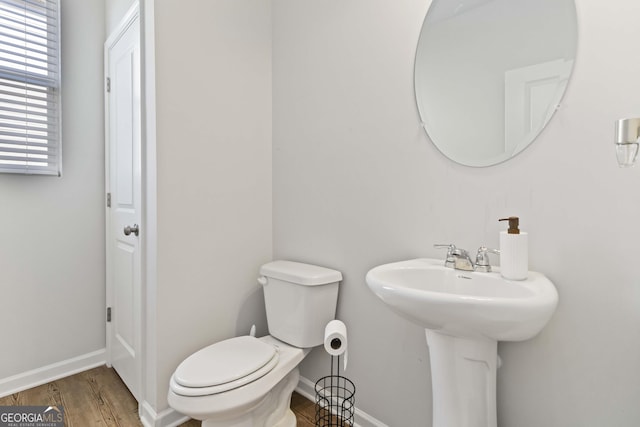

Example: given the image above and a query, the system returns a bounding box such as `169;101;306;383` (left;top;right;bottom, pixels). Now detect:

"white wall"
105;0;136;35
152;0;272;412
0;0;106;379
273;0;640;425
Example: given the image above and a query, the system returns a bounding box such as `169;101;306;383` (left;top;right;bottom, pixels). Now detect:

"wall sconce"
615;118;640;167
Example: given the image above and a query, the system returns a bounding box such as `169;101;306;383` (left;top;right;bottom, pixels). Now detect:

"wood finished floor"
0;365;317;427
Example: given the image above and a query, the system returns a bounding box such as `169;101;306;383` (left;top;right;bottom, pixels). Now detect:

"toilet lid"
174;336;277;388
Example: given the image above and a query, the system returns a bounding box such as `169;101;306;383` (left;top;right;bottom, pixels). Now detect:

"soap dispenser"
499;216;528;280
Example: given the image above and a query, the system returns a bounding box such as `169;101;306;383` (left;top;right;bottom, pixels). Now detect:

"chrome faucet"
434;244;456;268
474;246;500;272
434;244;474;271
435;244;499;272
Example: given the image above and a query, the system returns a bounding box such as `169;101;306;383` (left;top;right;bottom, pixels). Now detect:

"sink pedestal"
425;330;498;427
367;259;558;427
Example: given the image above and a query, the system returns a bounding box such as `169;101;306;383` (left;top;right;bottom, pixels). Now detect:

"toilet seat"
171;336;279;397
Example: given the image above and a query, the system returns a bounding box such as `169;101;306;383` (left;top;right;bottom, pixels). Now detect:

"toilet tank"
259;260;342;348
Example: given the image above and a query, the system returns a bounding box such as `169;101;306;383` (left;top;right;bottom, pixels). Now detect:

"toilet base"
201;368;300;427
271;409;296;427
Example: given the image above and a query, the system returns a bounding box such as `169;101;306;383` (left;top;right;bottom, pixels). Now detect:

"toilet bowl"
168;260;342;427
168;335;310;427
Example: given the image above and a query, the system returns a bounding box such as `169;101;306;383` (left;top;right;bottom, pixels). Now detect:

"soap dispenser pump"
499;216;528;280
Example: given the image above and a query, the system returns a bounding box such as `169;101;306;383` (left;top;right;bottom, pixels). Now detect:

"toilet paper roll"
324;319;348;357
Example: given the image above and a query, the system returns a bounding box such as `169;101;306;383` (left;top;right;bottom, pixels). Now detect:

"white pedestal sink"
365;258;558;427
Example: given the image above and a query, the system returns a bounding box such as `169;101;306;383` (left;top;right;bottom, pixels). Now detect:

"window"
0;0;60;175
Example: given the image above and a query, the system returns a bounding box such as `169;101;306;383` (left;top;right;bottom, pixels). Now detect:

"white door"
105;6;142;402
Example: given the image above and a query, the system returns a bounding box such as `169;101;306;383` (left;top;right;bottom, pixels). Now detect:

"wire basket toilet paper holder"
314;354;355;427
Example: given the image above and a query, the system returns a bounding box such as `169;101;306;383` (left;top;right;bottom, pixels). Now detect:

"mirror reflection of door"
504;60;573;157
414;0;578;167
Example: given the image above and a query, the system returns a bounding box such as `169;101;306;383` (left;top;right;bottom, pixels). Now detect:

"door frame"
104;0;143;399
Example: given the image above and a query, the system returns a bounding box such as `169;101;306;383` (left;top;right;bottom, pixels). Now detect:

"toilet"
168;260;342;427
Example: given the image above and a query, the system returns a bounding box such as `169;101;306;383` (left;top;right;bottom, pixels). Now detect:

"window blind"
0;0;60;175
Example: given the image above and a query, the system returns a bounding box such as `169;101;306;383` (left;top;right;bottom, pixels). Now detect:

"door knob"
124;224;139;236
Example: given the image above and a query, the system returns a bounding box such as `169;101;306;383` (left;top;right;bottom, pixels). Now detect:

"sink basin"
365;258;558;341
366;258;559;427
366;258;558;427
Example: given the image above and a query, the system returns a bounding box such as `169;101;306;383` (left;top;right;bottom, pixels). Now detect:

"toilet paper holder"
314;355;355;427
315;320;355;426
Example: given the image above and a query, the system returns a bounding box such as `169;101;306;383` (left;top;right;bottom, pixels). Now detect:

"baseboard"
0;349;107;398
139;400;190;427
296;375;388;427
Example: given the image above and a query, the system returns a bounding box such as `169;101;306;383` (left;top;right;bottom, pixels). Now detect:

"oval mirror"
414;0;578;167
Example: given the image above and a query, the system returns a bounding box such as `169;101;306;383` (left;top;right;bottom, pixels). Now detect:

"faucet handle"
475;246;500;272
434;244;456;268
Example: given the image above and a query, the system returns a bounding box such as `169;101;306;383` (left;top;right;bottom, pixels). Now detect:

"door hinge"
107;307;112;322
106;77;111;93
106;192;111;208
